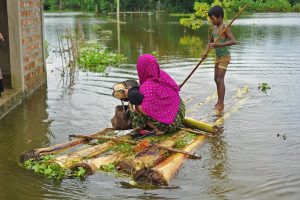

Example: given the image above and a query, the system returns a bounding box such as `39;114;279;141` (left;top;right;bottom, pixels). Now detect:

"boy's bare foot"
214;103;224;116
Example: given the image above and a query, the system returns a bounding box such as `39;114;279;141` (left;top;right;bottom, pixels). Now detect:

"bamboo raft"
20;85;248;187
19;117;216;187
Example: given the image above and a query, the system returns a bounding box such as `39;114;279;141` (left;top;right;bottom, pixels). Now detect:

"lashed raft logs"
19;118;215;186
19;128;113;163
116;132;185;174
133;135;205;186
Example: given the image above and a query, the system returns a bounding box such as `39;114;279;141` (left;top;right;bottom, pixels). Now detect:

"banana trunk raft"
19;117;216;186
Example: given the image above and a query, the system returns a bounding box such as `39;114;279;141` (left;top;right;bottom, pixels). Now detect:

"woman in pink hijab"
128;54;185;135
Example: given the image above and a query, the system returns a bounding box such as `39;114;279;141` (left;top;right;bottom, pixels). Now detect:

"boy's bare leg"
214;64;227;114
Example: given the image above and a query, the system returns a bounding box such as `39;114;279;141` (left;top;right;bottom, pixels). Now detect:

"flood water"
1;12;300;199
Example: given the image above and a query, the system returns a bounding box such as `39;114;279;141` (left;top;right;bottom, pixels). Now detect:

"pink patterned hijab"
137;54;180;125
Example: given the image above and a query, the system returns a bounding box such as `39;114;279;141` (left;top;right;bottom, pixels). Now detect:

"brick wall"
19;0;46;93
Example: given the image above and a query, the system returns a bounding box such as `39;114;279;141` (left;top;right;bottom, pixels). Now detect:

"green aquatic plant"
147;133;173;143
174;133;197;150
72;167;87;179
22;155;66;180
100;163;116;173
77;43;127;73
174;140;187;150
109;142;134;157
258;82;271;93
21;155;87;180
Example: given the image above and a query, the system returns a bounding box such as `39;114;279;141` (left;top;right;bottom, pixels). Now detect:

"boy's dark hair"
208;6;224;19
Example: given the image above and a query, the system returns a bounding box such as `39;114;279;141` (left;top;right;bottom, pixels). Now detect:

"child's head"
128;87;144;105
208;6;224;26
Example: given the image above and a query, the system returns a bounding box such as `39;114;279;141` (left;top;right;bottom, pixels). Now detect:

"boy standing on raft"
203;6;236;115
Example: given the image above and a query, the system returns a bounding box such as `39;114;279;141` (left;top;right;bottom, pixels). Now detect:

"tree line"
43;0;300;14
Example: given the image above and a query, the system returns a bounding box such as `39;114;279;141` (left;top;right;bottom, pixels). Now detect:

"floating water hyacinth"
258;82;271;93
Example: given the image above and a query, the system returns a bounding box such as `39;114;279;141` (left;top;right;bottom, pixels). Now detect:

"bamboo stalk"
133;136;205;186
71;135;182;175
70;134;201;159
69;134;137;145
19;128;113;163
72;153;123;175
180;127;216;138
183;117;217;134
116;133;184;174
53;135;131;169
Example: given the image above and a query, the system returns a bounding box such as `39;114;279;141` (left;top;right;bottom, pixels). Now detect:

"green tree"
180;0;233;30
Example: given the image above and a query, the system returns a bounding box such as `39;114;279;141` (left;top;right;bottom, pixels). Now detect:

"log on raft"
53;135;131;169
72;153;123;175
133;135;205;186
116;133;184;174
19;128;113;163
183;117;217;134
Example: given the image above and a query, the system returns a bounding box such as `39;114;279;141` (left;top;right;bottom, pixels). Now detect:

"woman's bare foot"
133;127;142;132
154;128;165;135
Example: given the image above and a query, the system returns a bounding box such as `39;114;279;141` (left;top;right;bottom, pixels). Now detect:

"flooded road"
0;12;300;199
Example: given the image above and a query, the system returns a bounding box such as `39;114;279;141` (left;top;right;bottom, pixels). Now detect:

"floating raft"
19;118;216;186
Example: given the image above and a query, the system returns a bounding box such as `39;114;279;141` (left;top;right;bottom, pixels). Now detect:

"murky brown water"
1;12;300;199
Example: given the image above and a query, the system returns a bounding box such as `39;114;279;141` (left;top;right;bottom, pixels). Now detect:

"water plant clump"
20;155;87;180
258;82;271;93
77;43;127;73
100;163;116;173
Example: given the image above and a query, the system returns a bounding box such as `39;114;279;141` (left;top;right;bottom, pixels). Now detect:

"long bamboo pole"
180;4;249;89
